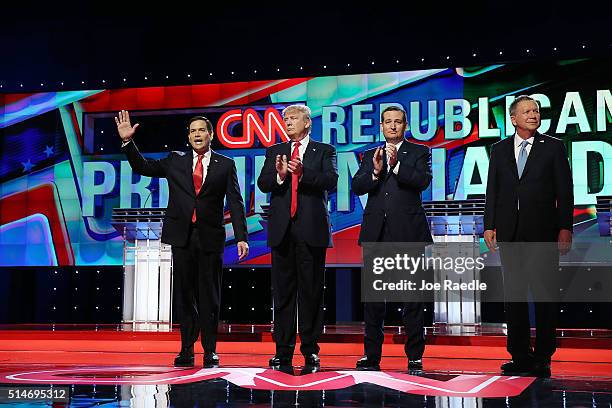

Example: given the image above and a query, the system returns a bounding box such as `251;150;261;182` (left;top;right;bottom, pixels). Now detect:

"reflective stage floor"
0;324;611;406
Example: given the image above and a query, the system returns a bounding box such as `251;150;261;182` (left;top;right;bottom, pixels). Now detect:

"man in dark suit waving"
257;104;338;371
116;110;248;368
484;95;574;377
352;106;433;372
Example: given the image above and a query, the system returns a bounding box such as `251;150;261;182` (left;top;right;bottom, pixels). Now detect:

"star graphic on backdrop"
44;145;54;157
21;159;34;172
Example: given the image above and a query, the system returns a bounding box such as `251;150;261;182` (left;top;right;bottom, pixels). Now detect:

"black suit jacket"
484;132;573;242
257;139;338;248
352;139;433;244
122;141;248;252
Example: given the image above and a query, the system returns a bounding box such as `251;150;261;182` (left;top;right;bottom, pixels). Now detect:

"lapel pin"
539;140;544;143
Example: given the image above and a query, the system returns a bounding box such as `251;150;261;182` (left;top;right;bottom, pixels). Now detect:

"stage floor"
1;324;611;406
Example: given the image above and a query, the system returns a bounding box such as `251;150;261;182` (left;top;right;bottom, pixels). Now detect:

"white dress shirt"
513;133;534;163
277;135;310;184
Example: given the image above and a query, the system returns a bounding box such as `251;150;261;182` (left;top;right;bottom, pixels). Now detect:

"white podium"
112;208;173;324
424;199;485;332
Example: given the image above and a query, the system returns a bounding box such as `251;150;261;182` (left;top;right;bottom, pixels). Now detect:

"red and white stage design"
2;366;535;397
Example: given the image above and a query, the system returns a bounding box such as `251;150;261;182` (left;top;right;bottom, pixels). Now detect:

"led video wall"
1;59;610;266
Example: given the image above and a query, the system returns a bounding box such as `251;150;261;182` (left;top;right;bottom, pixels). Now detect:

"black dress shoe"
203;352;219;368
174;351;195;368
531;361;551;378
304;354;320;367
408;359;423;371
269;355;292;368
355;356;380;371
501;360;534;374
277;365;295;375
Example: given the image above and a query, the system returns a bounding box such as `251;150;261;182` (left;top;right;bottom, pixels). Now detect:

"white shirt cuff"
393;161;400;175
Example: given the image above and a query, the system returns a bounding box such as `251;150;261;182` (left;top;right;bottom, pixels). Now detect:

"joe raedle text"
373;279;487;291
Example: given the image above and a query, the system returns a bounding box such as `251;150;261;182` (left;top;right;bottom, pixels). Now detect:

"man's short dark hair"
187;116;213;133
509;95;539;116
380;105;407;123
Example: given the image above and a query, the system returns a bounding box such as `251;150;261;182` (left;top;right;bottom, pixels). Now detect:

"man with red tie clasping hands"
257;105;338;372
117;111;248;368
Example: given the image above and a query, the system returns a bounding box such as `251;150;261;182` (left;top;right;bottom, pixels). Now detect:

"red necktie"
290;141;301;218
192;154;204;223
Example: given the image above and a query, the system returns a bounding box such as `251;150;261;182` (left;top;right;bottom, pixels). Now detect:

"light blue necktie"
517;140;529;178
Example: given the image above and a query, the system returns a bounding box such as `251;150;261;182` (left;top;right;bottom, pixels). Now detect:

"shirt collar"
292;134;310;147
386;139;404;150
193;149;211;159
514;133;534;148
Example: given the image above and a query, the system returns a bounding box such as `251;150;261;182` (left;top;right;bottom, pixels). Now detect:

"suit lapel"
520;132;543;179
398;139;410;156
302;140;317;166
284;141;292;161
503;137;519;180
277;142;291;187
199;150;219;196
185;151;196;197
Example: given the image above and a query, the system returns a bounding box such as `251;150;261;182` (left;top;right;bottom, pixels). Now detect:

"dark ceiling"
1;3;610;91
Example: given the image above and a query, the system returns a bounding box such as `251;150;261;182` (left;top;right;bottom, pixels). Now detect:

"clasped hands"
372;144;398;176
276;154;303;180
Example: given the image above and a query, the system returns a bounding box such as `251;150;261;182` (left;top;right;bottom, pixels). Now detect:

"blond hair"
282;104;312;135
282;104;311;119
